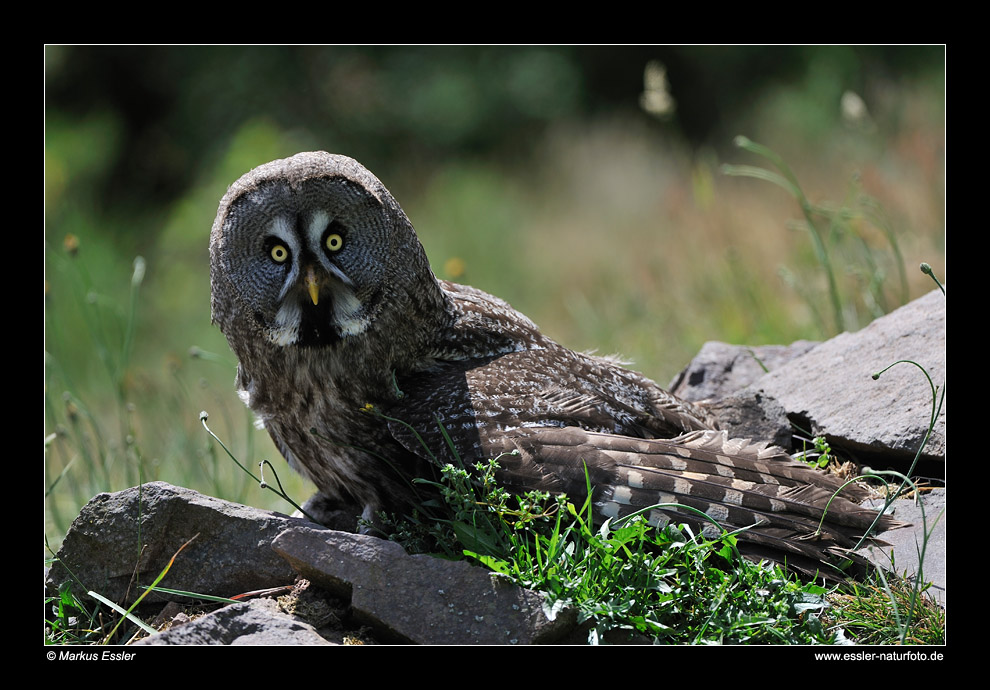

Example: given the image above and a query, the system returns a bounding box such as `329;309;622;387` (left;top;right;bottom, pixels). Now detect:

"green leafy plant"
45;577;104;645
796;435;835;470
389;456;844;644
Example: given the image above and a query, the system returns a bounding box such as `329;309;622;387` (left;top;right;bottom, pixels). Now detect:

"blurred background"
44;45;945;549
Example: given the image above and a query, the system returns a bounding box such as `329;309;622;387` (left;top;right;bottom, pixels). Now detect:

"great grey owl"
210;151;893;578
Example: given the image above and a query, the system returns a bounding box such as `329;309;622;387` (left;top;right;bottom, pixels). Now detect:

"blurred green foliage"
44;46;945;548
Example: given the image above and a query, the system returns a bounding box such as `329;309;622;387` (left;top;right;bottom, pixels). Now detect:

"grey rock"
670;340;820;401
271;526;576;645
669;340;819;448
135;598;333;646
859;489;946;606
671;291;945;467
755;289;945;463
703;392;793;448
668;290;945;599
48;480;577;645
45;481;307;605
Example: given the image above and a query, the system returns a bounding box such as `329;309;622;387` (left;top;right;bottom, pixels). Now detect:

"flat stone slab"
134;598;334;646
756;289;945;462
271;526;576;644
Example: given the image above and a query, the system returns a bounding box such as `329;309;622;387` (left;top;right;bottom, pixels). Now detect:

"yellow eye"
270;244;289;263
325;233;343;252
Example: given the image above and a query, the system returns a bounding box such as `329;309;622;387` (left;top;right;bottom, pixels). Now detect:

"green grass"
827;575;945;645
425;460;841;644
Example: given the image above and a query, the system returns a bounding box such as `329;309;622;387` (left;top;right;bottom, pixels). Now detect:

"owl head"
210;152;437;351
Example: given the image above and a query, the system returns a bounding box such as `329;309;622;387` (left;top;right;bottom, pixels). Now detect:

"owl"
210;151;894;578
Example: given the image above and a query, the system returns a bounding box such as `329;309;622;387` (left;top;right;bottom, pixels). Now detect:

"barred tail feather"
496;427;905;580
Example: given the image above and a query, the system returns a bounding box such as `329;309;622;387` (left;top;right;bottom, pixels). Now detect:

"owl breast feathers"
210;151;897;579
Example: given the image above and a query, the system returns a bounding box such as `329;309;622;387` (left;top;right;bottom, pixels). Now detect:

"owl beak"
304;266;321;306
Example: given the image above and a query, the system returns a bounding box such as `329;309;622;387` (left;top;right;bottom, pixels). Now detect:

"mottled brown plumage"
210;152;893;579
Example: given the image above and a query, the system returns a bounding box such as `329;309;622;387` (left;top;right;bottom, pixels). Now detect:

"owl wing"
386;345;711;470
384;354;898;578
489;426;897;575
